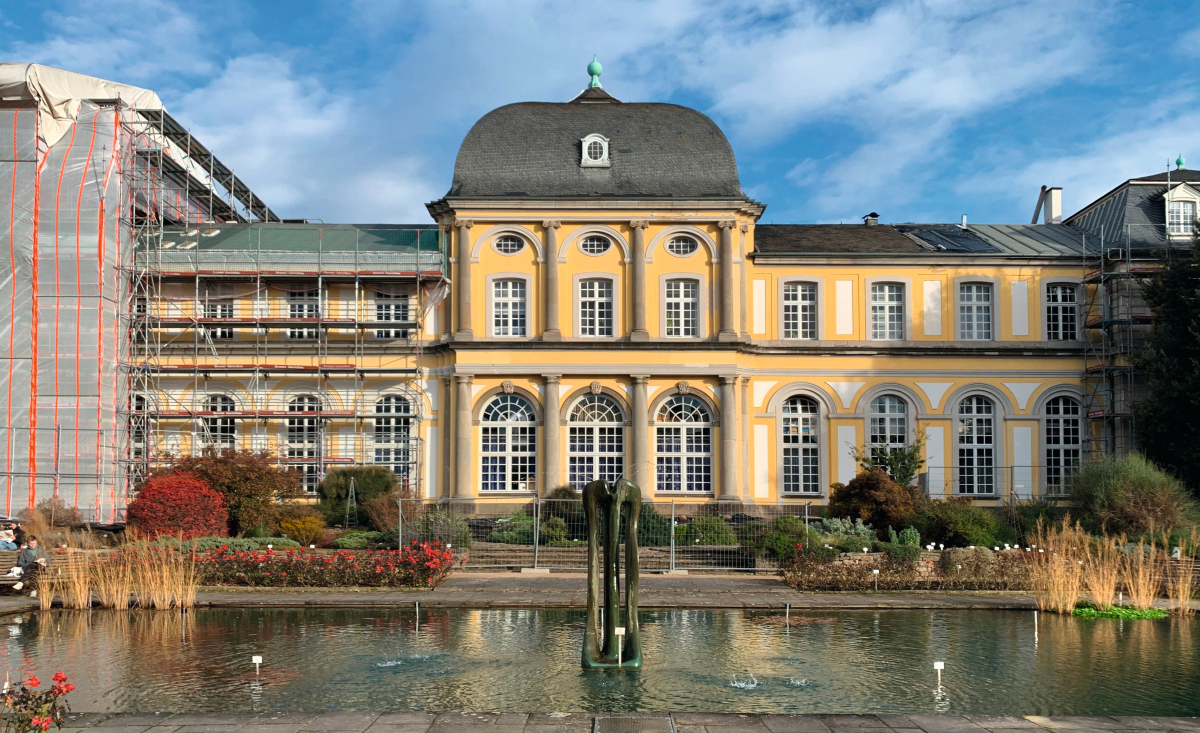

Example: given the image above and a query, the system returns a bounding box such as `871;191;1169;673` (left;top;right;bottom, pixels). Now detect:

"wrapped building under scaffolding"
0;63;448;521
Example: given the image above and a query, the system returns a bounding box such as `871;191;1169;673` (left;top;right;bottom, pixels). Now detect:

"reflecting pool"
1;608;1197;714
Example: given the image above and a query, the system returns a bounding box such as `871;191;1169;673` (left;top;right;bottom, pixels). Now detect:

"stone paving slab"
55;714;1200;733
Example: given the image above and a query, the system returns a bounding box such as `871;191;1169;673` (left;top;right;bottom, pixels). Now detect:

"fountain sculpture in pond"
581;477;642;668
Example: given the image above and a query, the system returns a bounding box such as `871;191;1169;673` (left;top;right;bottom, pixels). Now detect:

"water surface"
1;608;1196;715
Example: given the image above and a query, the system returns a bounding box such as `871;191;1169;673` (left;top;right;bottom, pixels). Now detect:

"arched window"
494;235;525;254
579;278;614;337
481;395;537;492
782;396;819;494
666;236;699;256
287;395;321;493
782;282;817;340
492;279;527;337
869;395;908;459
580;235;611;255
655;395;712;493
957;396;994;494
1045;396;1081;493
568;395;624;488
203;395;236;446
374;396;413;485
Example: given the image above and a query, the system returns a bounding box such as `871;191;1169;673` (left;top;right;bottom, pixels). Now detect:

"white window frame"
958;282;994;340
577;277;614;338
782;281;818;340
490;277;528;338
287;289;320;340
869;394;908;459
781;396;820;494
286;395;322;494
869;283;906;340
580;133;610;168
579;235;612;256
203;299;234;340
664;278;700;338
655;395;713;494
480;395;538;492
1168;200;1196;236
202;394;236;446
1045;283;1079;341
567;395;625;489
374;395;415;489
665;235;700;257
956;396;995;495
1044;396;1081;495
493;235;526;255
374;291;411;340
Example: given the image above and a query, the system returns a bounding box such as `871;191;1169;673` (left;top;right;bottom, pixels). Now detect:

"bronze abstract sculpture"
581;477;642;668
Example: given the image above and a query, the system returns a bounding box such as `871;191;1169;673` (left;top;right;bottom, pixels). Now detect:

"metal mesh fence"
398;498;821;572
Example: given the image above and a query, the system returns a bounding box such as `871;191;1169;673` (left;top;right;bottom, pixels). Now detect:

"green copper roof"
587;56;602;88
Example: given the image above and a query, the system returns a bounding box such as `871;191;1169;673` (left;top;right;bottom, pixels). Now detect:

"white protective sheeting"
0;63;162;149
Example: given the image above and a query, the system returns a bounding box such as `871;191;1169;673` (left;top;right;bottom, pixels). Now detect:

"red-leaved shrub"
127;472;228;539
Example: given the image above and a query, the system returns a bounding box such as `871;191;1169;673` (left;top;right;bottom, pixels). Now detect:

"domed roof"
446;88;745;199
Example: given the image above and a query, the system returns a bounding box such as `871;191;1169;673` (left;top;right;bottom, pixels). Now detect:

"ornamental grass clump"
1123;536;1165;611
199;542;455;588
1083;533;1123;611
56;549;91;611
1166;529;1197;616
130;544;198;609
92;552;133;610
1029;516;1087;614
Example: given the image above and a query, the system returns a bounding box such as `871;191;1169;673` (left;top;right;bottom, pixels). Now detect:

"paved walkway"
56;711;1200;733
188;574;1041;610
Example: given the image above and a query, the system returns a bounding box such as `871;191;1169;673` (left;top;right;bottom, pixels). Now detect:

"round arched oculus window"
495;235;525;254
580;235;611;255
666;235;699;256
587;141;605;161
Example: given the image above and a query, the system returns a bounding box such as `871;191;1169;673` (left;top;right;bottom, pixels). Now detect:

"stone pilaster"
630;221;650;341
454;375;474;498
542;221;562;341
718;220;737;341
543;374;562;492
440;223;453;339
454;219;474;340
719;375;739;500
631;375;650;497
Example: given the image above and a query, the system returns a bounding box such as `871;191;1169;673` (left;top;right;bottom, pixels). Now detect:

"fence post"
670;500;676;572
532;499;540;568
397;498;403;549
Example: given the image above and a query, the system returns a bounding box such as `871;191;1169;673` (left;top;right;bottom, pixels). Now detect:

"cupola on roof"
445;60;745;200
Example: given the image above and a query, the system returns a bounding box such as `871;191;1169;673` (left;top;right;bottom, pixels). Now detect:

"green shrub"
636;503;674;547
836;535;876;554
486;510;536;545
409;507;472;548
685;515;737;546
882;542;922;563
911;499;1017;548
538;515;567;545
1066;454;1200;537
828;468;920;537
898;526;920;546
332;531;388;549
318;466;399;525
155;535;300;551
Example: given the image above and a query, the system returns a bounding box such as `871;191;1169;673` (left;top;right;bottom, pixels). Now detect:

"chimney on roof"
960;215;967;228
863;212;879;226
1045;187;1062;224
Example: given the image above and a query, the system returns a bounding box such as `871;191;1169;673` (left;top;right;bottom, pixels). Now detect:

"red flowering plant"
198;542;455;588
2;672;74;733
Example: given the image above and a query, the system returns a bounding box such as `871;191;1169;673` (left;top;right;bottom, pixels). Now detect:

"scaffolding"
128;224;445;496
1082;224;1171;456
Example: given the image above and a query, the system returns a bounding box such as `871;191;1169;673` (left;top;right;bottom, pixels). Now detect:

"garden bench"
0;548;91;589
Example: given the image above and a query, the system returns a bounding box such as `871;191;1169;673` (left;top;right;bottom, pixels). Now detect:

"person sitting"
13;536;48;596
0;525;15;550
13;523;25;548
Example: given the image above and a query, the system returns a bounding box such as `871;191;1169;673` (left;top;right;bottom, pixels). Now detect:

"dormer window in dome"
580;133;610;168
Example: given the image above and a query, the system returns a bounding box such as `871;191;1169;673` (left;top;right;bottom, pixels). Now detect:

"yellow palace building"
144;62;1106;510
420;63;1089;509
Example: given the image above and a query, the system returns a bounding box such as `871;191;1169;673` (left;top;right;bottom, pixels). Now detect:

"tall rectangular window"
959;283;993;340
1168;201;1196;235
203;299;233;340
287;289;320;339
1045;284;1078;341
665;279;699;337
578;278;614;337
870;283;904;340
375;292;410;339
783;282;817;340
1045;397;1082;494
492;279;527;337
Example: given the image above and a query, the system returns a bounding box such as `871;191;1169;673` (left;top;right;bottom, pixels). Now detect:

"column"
454;219;474;340
630;221;649;341
739;223;749;339
543;374;562;492
441;376;453;498
740;376;751;501
542;221;561;340
440;223;453;339
631;375;650;497
719;375;739;500
454;374;473;498
717;220;737;341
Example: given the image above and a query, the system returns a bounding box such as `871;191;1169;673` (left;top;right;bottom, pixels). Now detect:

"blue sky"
2;1;1196;225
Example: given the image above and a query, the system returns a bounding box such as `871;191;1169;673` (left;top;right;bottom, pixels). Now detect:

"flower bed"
197;543;455;588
